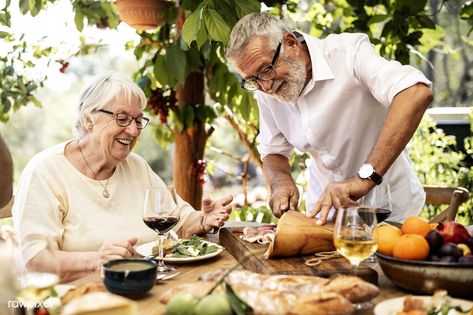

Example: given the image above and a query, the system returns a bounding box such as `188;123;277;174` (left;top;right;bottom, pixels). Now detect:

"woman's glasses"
95;109;149;129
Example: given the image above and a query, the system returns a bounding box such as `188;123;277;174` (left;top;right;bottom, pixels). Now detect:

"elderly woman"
12;72;232;282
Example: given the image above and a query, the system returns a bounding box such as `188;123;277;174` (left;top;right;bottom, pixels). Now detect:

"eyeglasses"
95;109;150;129
240;42;282;91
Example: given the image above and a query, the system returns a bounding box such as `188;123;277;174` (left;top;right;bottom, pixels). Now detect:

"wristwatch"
357;163;383;185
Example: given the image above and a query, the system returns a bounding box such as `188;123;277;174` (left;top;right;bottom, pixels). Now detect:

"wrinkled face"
235;36;307;103
91;93;144;163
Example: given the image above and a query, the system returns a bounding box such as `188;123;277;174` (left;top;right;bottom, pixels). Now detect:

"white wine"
18;272;59;306
334;237;378;266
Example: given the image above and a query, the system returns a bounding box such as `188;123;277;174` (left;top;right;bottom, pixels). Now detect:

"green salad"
152;235;222;258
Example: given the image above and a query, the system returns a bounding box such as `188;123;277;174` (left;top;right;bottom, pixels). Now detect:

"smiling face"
91;92;144;164
235;35;308;103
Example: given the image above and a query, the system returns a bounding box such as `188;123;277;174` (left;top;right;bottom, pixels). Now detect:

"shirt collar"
297;32;335;96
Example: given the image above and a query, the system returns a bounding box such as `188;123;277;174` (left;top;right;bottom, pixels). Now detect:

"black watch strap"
369;171;383;185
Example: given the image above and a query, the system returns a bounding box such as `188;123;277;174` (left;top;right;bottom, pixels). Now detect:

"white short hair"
75;72;147;136
226;12;290;62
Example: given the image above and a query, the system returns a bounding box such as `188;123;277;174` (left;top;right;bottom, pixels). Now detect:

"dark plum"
425;229;444;252
439;256;456;263
428;254;440;262
458;255;473;264
438;243;463;259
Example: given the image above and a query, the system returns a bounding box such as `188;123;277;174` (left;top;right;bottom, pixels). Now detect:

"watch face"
358;164;374;178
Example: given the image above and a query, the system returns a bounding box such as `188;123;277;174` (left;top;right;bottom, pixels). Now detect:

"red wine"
143;216;179;234
357;207;391;225
374;208;391;223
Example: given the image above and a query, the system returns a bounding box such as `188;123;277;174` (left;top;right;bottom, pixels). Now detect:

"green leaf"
367;14;389;25
169;110;184;131
195;19;208;49
166;44;187;83
182;6;203;46
74;11;84;32
234;0;260;18
240;93;251;121
416;15;435;29
205;9;230;45
225;283;253;315
183;105;195;128
154;55;174;86
19;0;30;14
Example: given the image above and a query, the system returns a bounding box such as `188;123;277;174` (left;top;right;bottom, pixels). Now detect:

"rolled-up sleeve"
256;93;294;159
352;34;432;107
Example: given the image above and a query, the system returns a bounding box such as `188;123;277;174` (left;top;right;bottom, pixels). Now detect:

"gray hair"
226;12;290;62
75;72;147;136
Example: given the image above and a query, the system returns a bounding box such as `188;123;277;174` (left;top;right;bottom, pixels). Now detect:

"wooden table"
71;230;407;315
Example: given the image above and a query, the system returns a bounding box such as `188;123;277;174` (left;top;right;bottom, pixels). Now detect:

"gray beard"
270;57;307;103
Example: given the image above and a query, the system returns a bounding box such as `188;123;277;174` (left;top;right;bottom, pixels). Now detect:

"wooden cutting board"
219;227;378;285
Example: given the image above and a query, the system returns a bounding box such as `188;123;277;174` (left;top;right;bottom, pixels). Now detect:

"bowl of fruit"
374;218;473;299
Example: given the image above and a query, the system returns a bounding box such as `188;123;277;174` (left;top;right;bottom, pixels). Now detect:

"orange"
401;216;432;237
373;225;403;256
393;234;430;260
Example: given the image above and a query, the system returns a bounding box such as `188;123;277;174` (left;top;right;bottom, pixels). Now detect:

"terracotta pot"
115;0;171;31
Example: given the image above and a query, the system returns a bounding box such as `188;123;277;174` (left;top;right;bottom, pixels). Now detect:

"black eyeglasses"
95;109;150;129
240;42;282;91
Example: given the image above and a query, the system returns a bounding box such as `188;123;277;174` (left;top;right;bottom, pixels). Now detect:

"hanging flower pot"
115;0;171;31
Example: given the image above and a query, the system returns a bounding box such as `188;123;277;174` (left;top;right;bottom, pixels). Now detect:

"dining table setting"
4;206;473;315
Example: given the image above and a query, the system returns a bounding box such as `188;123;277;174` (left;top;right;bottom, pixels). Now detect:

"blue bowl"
101;258;157;299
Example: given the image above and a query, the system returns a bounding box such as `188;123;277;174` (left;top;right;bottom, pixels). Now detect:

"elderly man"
226;12;433;224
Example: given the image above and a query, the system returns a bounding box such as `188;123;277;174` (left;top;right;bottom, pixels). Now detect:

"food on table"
401;216;431;237
161;269;379;314
265;210;335;258
61;282;106;304
159;281;216;304
194;293;232;315
61;292;137;315
374;220;473;264
373;225;402;256
392;234;430;260
166;292;199;315
238;224;276;244
152;235;222;258
436;221;470;244
395;291;473;315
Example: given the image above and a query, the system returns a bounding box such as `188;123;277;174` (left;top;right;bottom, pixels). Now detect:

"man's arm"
263;154;299;217
0;135;13;208
309;83;433;224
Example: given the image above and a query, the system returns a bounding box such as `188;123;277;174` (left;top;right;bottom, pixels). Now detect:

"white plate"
374;296;473;315
135;240;224;264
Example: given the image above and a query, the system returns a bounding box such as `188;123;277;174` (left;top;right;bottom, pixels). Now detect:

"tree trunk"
426;0;438;82
173;72;206;209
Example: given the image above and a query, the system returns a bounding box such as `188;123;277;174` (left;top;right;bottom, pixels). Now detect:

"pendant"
102;189;110;198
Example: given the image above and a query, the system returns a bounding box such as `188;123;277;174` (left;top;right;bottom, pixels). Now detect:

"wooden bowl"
376;253;473;299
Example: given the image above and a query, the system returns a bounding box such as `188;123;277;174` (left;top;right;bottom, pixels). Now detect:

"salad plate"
135;236;224;264
374;295;473;315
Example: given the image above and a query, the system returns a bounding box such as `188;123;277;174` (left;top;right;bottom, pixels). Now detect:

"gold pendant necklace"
77;139;111;198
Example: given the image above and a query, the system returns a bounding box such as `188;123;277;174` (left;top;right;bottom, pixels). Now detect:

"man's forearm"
262;154;294;189
368;83;433;175
0;135;13;208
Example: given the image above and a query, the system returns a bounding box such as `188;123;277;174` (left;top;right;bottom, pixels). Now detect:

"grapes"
147;87;177;125
437;243;463;260
439;256;456;263
425;229;444;253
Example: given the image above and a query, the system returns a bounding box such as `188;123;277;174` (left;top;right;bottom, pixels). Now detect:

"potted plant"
115;0;171;31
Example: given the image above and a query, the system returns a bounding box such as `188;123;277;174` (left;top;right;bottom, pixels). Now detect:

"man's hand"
308;176;374;225
269;182;299;218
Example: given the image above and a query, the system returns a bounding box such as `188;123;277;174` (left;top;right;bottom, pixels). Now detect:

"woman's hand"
201;195;233;231
96;237;137;267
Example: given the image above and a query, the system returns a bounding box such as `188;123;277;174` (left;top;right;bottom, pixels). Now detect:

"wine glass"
333;206;378;309
143;187;180;273
16;237;61;314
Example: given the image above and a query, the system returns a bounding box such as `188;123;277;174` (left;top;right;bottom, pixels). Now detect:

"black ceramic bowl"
376;253;473;299
101;258;157;299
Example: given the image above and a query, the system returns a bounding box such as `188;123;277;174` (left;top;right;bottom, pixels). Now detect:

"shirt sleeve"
352;34;432;107
256;93;294;159
12;167;64;265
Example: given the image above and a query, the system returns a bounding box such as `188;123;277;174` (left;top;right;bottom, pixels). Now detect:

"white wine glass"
143;187;180;273
17;237;60;314
333;206;377;309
